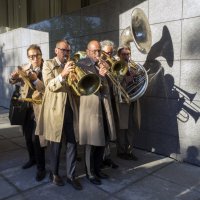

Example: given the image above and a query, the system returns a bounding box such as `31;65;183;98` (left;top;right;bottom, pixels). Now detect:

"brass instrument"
67;52;101;96
73;51;87;62
17;66;35;90
118;8;152;102
121;8;152;53
99;51;130;103
101;51;128;77
12;97;42;104
125;60;149;102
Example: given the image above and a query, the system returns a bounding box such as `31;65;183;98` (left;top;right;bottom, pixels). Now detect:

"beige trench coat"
9;63;46;145
36;58;79;144
78;58;116;146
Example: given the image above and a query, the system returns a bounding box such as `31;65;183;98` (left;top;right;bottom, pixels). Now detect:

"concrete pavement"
0;107;200;200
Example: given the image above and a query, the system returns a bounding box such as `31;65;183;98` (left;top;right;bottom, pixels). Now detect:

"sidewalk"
0;107;200;200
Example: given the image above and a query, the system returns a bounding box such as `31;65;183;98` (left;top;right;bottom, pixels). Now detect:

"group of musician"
9;39;138;190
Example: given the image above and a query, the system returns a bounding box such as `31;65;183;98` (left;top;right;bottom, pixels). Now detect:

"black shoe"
67;178;82;190
86;175;101;185
103;159;112;167
95;171;109;179
36;170;46;182
110;160;119;169
22;160;36;169
103;159;119;169
77;157;82;162
117;153;130;160
127;153;138;161
49;172;65;186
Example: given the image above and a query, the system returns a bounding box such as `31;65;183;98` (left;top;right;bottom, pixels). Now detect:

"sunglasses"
103;51;113;56
121;53;130;56
57;48;71;52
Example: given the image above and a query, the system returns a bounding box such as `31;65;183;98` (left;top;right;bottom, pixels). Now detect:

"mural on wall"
135;24;200;163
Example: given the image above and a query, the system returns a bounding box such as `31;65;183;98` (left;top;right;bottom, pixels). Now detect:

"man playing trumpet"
9;44;46;181
36;39;82;190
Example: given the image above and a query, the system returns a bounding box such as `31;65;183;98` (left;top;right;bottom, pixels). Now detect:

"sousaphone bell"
121;8;152;53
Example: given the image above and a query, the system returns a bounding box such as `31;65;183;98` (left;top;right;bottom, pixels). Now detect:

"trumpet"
17;66;35;90
12;97;42;104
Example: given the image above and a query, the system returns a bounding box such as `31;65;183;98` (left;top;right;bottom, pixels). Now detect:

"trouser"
116;102;135;154
49;100;77;179
49;141;76;178
103;144;111;161
85;145;104;177
23;107;45;171
102;98;112;161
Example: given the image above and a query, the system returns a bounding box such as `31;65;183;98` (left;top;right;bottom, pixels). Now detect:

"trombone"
98;52;130;103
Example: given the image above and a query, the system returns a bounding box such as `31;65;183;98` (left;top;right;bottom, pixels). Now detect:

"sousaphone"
120;8;152;102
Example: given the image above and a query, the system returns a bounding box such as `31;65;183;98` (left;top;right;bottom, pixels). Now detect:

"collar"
55;57;65;68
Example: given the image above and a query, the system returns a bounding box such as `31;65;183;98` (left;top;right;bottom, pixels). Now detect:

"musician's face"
55;42;71;63
28;49;42;67
87;41;101;63
102;46;113;58
119;48;131;62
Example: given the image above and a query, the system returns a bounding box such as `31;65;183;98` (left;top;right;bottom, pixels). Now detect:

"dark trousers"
23;107;45;171
85;145;104;177
49;100;77;179
116;102;135;154
85;100;106;177
102;99;111;161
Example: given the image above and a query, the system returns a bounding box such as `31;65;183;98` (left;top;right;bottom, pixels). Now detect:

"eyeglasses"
121;53;130;56
28;54;42;60
103;51;113;56
57;48;71;52
88;49;101;54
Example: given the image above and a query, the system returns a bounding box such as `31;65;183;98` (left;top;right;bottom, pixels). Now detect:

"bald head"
87;40;100;50
86;40;101;62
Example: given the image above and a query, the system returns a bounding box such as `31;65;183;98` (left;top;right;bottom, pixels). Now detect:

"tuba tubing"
127;63;149;102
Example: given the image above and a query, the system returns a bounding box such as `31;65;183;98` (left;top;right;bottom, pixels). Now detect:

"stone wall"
0;28;49;108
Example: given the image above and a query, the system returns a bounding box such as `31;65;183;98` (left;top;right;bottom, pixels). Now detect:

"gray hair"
100;40;115;50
